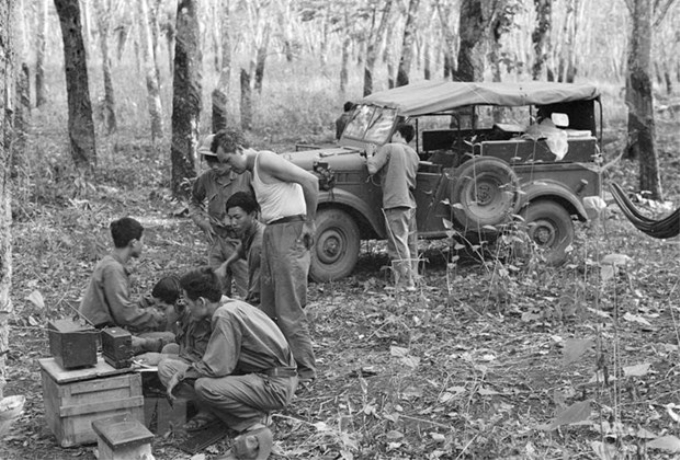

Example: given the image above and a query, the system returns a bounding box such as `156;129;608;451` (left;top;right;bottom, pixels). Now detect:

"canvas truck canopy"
362;81;601;117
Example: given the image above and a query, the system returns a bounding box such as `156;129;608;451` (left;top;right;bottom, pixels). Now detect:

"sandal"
183;412;221;432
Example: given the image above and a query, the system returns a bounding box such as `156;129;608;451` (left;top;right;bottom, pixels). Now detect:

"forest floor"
1;111;680;460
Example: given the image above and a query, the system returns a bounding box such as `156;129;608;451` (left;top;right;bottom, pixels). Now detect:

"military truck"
282;81;603;281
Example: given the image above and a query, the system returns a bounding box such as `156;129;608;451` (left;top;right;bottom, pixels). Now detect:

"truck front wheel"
310;208;361;282
521;200;575;265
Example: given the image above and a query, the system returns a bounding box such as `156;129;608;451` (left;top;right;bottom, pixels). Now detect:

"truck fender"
318;188;386;238
520;180;589;221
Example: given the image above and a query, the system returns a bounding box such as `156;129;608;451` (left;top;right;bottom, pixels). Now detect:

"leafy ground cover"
1;113;680;459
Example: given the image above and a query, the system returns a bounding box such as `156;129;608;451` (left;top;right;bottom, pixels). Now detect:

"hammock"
609;182;680;239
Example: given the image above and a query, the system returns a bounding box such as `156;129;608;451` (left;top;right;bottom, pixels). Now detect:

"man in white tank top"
214;129;319;383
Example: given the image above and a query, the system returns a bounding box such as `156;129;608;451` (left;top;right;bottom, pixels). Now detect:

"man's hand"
167;369;184;401
300;220;317;250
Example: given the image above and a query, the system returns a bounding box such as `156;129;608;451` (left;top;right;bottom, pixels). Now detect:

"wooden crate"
39;357;144;448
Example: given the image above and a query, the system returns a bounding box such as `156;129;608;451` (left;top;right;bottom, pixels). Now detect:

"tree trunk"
170;0;201;198
240;68;252;131
396;0;420;87
12;0;29;179
0;2;22;431
35;0;48;107
80;0;92;58
95;0;116;135
340;34;350;97
163;22;174;76
253;23;271;95
212;0;232;133
149;0;163;87
532;0;552;80
364;0;393;97
625;0;661;199
115;23;129;61
138;0;163;142
435;0;457;80
54;0;97;177
453;0;487;82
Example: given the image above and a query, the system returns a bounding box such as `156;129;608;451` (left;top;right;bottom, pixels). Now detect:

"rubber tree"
453;0;487;82
532;0;552;80
138;0;164;142
0;0;25;436
36;0;48;107
170;0;202;198
94;0;117;135
364;0;393;96
212;0;232;132
624;0;677;198
54;0;97;177
396;0;421;87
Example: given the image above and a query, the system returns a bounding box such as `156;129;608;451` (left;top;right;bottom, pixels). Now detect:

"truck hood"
281;146;365;171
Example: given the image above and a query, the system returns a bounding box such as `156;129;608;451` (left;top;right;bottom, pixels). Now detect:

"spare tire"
451;157;521;231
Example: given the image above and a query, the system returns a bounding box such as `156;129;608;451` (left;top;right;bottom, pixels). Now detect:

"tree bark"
0;0;15;410
364;0;393;97
12;0;29;179
453;0;487;82
80;0;92;58
340;33;350;96
54;0;97;176
435;0;457;80
212;0;232;133
35;0;48;107
171;0;201;198
94;0;116;135
138;0;163;142
625;0;661;198
532;0;552;80
253;23;271;95
240;68;252;131
396;0;420;87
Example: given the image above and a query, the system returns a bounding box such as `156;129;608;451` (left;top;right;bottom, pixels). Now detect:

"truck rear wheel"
310;208;361;282
451;157;521;231
521;200;574;265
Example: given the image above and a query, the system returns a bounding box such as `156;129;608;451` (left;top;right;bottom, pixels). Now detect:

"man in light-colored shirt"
214;128;319;383
366;124;420;287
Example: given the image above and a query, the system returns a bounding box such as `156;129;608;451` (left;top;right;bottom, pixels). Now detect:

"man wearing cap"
161;267;296;459
213;128;318;383
191;130;252;297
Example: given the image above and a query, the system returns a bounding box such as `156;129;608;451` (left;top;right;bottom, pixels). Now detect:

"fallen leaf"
623;312;651;326
26;291;45;310
390;346;409;358
601;254;632;266
537;400;591;430
562;338;594;365
430;432;446;442
647;435;680;452
386;430;404;440
623;363;651;377
636;427;658;439
477;387;500;396
400;356;421;369
313;421;330;432
666;405;680;423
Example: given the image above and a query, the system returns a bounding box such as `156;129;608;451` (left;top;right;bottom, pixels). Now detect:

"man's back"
370;142;419;209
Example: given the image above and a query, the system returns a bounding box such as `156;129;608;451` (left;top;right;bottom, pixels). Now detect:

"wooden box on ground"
92;414;154;460
39;357;144;447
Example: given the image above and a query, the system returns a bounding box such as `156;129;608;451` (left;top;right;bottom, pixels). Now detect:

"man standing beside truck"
366;124;420;287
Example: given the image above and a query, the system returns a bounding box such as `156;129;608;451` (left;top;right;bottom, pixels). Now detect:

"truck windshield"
343;105;397;145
